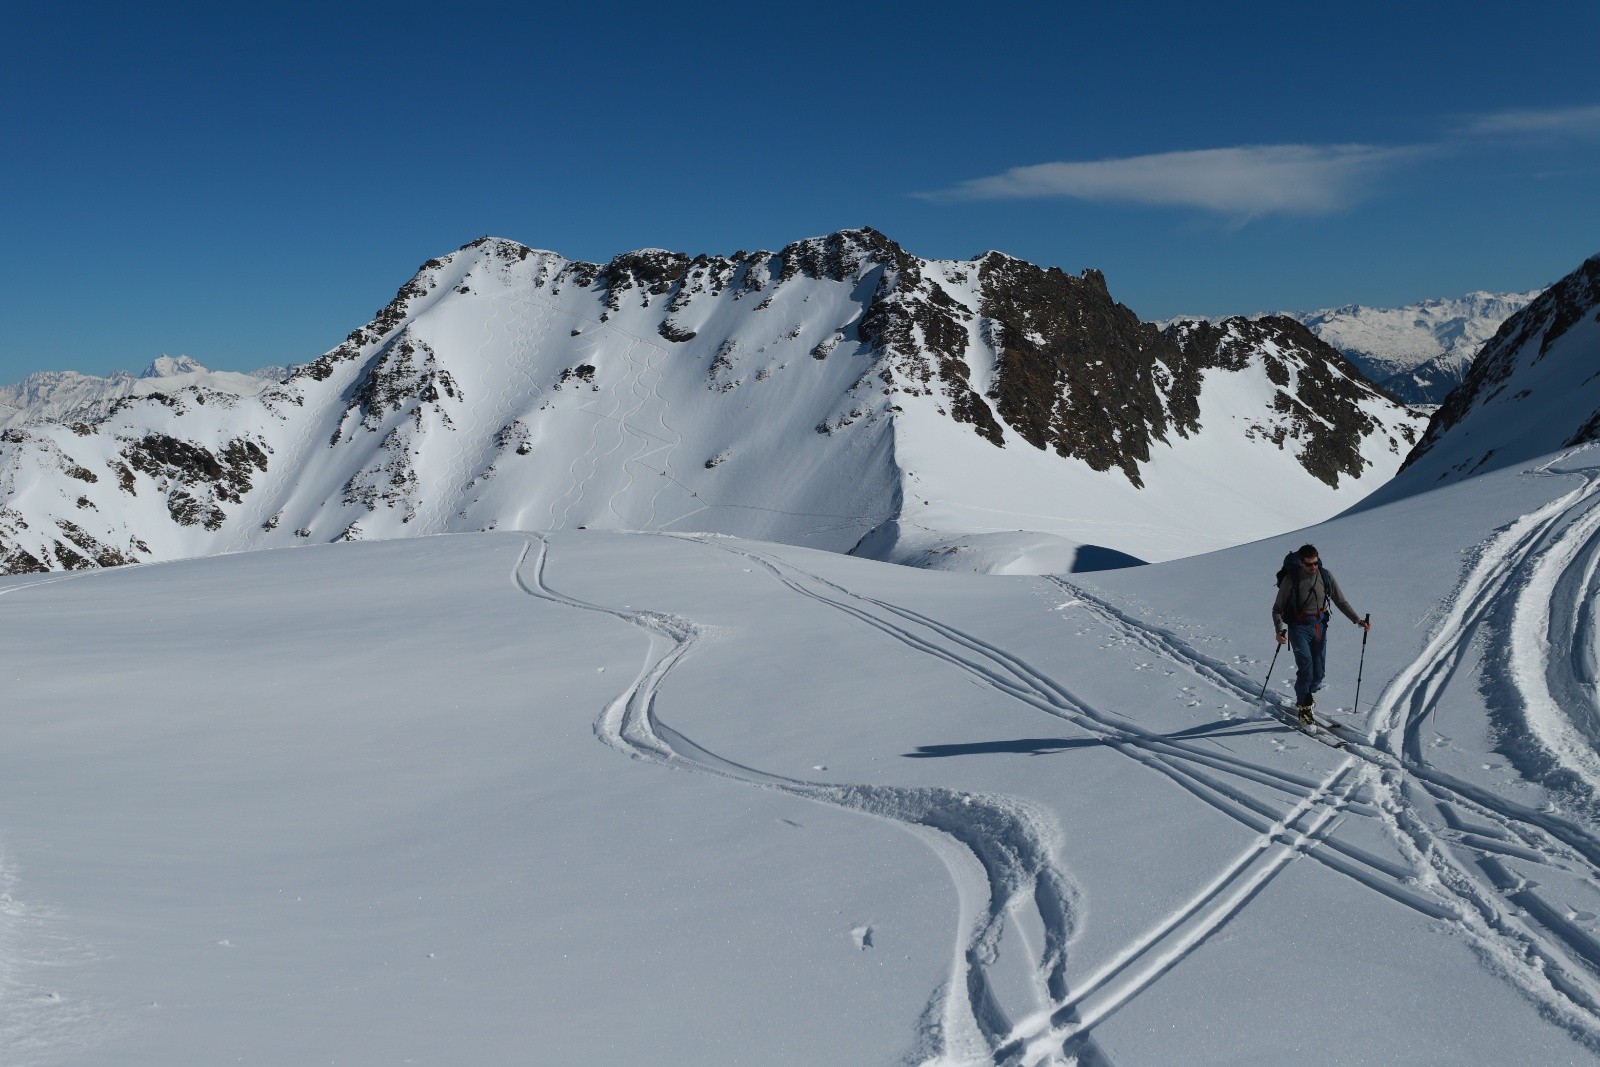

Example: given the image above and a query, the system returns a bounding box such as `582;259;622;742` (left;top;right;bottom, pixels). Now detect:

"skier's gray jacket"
1273;568;1361;632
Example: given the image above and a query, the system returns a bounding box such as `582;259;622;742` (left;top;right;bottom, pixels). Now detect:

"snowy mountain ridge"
0;356;284;431
1396;252;1600;487
1285;288;1543;405
12;249;1600;1064
0;229;1422;576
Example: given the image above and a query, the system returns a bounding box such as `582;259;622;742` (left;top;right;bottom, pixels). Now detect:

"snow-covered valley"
8;436;1600;1063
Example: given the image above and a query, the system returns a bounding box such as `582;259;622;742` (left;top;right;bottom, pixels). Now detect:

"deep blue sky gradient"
5;0;1599;380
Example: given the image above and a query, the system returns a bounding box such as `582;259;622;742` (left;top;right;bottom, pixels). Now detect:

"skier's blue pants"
1286;617;1328;705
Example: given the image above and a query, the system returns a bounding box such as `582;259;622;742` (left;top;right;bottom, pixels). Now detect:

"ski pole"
1352;614;1370;714
1258;642;1282;702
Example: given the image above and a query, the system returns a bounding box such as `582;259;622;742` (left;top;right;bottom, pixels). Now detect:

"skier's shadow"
902;718;1277;758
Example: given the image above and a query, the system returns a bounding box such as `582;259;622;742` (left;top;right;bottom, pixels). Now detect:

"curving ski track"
512;535;1098;1067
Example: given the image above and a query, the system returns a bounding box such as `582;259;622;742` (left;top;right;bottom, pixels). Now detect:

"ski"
1270;704;1347;749
1308;712;1368;742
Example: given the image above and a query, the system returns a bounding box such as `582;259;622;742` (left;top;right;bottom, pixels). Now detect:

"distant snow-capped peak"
1395;252;1600;487
141;354;207;378
1284;289;1544;405
0;357;284;431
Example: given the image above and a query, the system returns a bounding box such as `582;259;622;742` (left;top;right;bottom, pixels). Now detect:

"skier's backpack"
1274;551;1333;617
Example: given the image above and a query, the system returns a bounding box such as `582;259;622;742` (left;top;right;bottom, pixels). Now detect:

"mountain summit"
0;229;1422;576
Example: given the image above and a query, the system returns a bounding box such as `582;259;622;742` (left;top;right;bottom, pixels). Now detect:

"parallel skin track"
1053;449;1600;1052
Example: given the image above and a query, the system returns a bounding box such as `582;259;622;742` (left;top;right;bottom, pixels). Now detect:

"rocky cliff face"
0;230;1425;575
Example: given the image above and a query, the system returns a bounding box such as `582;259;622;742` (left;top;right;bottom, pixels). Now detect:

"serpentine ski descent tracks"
513;534;1098;1067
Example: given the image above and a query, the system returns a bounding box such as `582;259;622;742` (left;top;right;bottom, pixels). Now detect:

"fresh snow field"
8;445;1600;1064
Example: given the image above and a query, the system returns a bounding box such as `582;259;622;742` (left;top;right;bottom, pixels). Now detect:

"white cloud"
921;144;1416;218
1462;104;1600;138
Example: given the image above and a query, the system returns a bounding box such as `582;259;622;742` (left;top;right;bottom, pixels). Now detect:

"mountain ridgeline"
1398;252;1600;485
0;229;1422;576
1289;290;1543;406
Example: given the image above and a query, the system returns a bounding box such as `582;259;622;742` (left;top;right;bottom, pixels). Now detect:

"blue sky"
4;0;1599;381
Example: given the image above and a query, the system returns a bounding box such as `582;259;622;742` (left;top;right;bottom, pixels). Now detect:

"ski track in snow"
685;539;1419;1062
686;519;1600;1056
467;280;552;527
1051;449;1600;1051
432;285;554;534
510;444;1600;1059
1362;451;1600;1045
512;535;1100;1067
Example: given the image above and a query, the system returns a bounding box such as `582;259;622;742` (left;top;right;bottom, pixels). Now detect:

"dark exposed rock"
842;236;1005;447
123;433;268;529
601;249;692;311
495;421;533;456
1164;316;1405;488
981;254;1191;485
341;425;420;519
347;336;459;434
53;518;132;568
779;227;910;284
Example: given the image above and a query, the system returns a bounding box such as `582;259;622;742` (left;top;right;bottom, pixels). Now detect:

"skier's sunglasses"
1301;558;1321;568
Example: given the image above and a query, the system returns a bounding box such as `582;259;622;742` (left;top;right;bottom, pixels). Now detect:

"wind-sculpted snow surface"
0;230;1422;576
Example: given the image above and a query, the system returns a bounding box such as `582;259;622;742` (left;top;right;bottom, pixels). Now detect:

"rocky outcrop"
982;256;1193;486
1165;316;1414;488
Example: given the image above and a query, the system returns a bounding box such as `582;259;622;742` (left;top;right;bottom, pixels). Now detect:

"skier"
1272;544;1371;725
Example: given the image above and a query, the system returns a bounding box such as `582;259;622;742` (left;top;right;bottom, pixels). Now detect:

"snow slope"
0;232;1423;577
7;432;1600;1061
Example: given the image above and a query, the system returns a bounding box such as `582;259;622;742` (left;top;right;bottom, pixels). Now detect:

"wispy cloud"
919;144;1419;218
1460;103;1600;138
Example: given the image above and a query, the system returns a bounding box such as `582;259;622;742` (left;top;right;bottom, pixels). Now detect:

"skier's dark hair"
1297;544;1320;560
